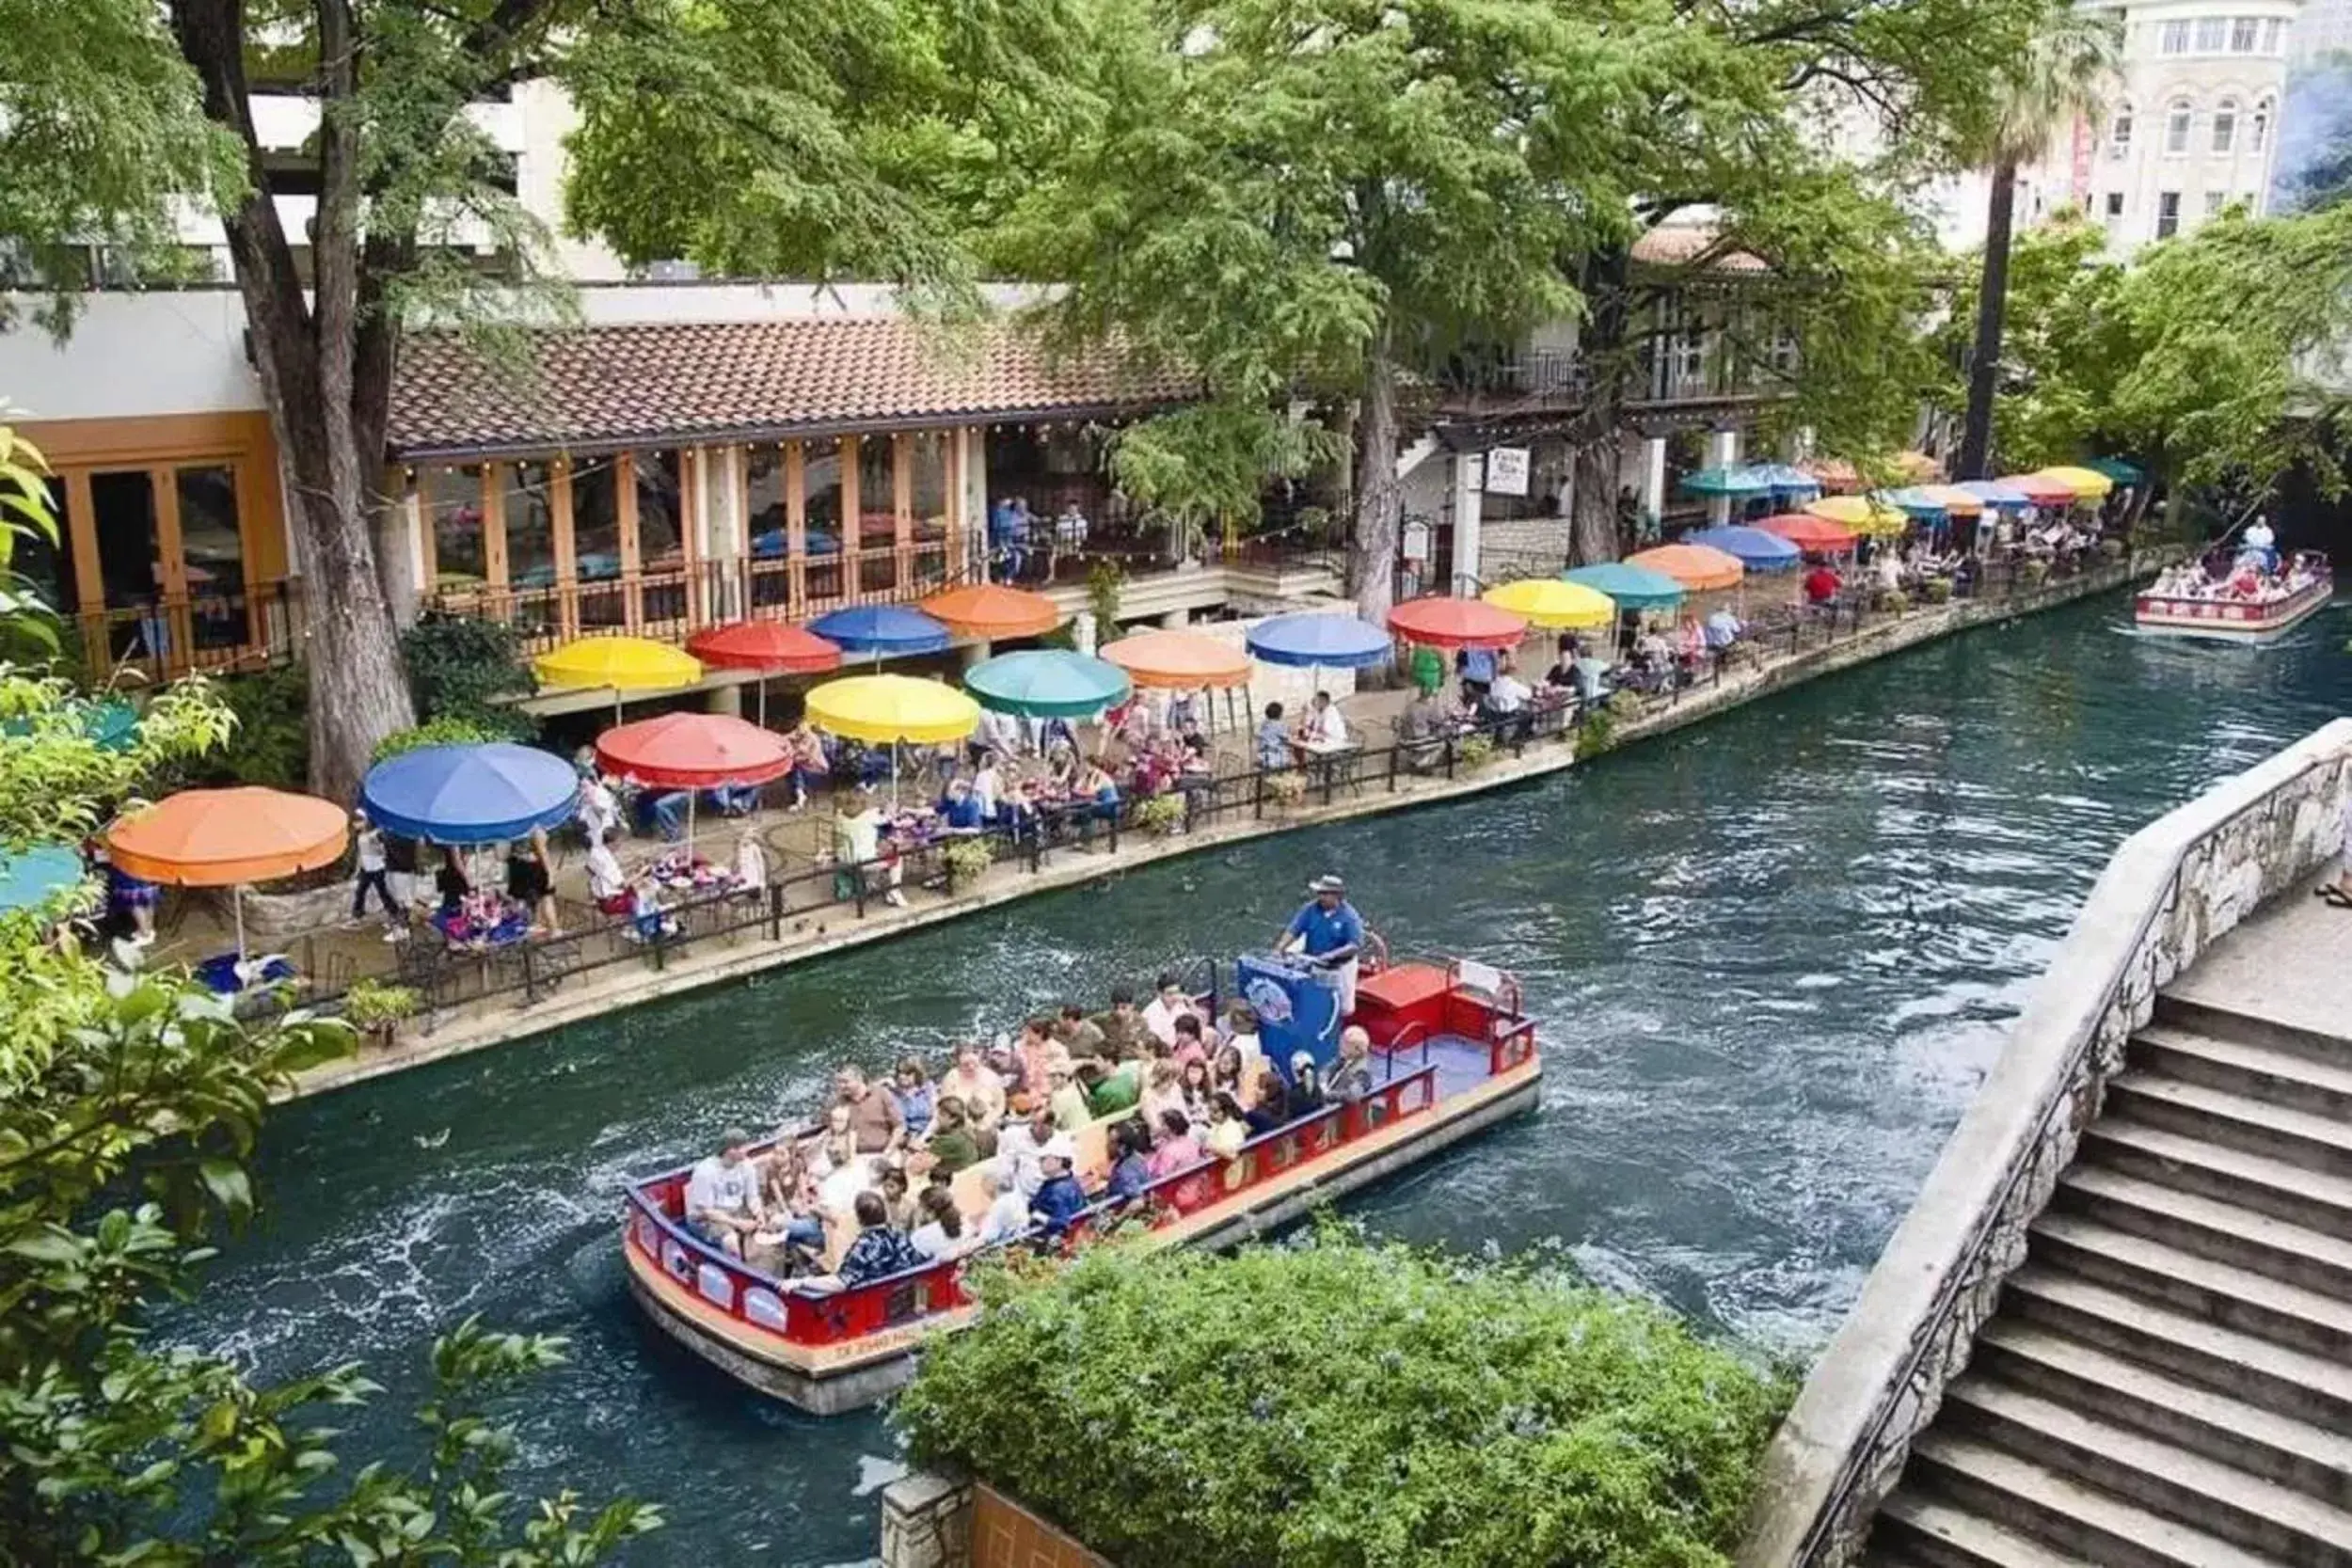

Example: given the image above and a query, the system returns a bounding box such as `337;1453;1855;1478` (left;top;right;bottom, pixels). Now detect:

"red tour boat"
622;950;1543;1414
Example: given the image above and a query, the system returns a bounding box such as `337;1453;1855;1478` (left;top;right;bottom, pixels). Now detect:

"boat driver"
1276;873;1365;1018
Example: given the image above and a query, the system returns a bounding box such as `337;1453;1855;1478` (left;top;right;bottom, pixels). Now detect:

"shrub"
1263;768;1309;804
2097;536;2125;561
2021;557;2050;586
208;664;310;787
1878;589;1910;614
1923;577;1954;604
401;610;536;736
1575;709;1616;757
342;977;419;1034
943;836;997;884
897;1233;1792;1568
1134;792;1186;834
1087;559;1125;630
372;715;510;764
1454;733;1496;770
1605;688;1644;721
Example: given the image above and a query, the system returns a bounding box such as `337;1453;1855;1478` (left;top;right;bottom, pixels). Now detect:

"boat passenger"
910;1185;966;1261
1142;974;1194;1047
1138;1060;1184;1132
1244;1072;1289;1136
1223;1003;1264;1082
1056;1002;1108;1060
1210;1043;1249;1108
683;1128;763;1259
813;1107;872;1213
926;1098;983;1176
1203;1093;1248;1160
1080;1057;1139;1119
1169;1014;1210;1070
1277;873;1365;1018
878;1165;917;1230
1104;1121;1154;1202
833;1192;927;1287
1177;1056;1214;1127
986;1036;1027;1101
1015;1016;1060;1099
1284;1053;1327;1121
1046;1062;1091;1132
943;1044;1007;1132
1145;1110;1202;1179
892;1058;935;1143
835;1066;906;1155
1327;1026;1375;1103
1090;985;1151;1059
997;1103;1058;1198
1027;1140;1089;1237
977;1164;1031;1245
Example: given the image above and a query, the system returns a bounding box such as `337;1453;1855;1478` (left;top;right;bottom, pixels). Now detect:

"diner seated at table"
970;753;1005;822
585;835;631;915
1804;563;1842;607
1705;606;1743;650
627;873;679;942
937;777;987;834
833;787;905;909
435;847;470;918
1292;690;1352;758
1255;702;1292;771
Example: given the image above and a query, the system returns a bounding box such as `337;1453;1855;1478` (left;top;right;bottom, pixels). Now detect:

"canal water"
177;590;2352;1564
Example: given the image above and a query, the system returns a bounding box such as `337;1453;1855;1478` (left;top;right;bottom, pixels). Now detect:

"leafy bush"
209;664;310;787
342;977;419;1031
943;836;997;883
1134;792;1186;833
1575;709;1616;757
1263;768;1309;804
2021;557;2051;586
897;1234;1792;1568
1878;589;1910;614
1923;577;1954;604
373;715;510;764
401;610;536;736
1087;559;1125;631
1605;688;1645;721
1454;733;1496;770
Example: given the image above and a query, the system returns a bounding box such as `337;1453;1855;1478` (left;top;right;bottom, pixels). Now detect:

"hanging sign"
1485;447;1532;498
1400;518;1432;562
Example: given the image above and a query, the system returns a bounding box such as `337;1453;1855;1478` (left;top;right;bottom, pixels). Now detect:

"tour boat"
621;951;1543;1414
2134;550;2333;642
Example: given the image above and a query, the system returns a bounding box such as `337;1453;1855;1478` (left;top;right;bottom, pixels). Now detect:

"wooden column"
786;441;808;617
893;432;914;594
481;465;510;610
412;472;437;594
681;448;707;629
946;427;967;583
616;451;644;630
551;459;580;640
63;469;102;666
840;436;862;592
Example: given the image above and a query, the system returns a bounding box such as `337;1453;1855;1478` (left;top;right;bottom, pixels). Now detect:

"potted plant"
1923;578;1954;604
342;978;418;1047
943;837;996;886
1605;689;1645;721
1135;793;1187;836
2021;557;2050;587
1454;734;1497;772
1264;769;1309;807
1574;711;1616;757
1878;588;1910;614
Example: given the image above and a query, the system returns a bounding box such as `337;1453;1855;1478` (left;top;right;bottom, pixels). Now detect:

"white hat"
1041;1135;1077;1164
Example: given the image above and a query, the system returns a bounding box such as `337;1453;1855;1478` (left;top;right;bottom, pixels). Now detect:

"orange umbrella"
1624;543;1744;592
1915;484;1986;516
1098;628;1252;689
108;786;349;959
1799;457;1864;494
1894;450;1944;481
920;583;1064;639
1756;513;1857;555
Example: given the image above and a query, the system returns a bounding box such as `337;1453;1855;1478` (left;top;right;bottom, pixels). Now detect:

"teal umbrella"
0;844;87;914
3;698;136;752
1678;465;1772;498
963;650;1133;719
1562;562;1686;610
2087;456;2146;486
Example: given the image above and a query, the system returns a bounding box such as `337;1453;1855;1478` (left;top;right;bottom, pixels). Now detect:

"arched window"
2109;100;2135;157
2165;97;2194;154
2213;97;2238;153
2251;97;2273;151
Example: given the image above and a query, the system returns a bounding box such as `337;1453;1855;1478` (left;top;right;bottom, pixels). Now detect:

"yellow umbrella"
805;674;981;745
2033;465;2115;500
1481;578;1615;630
534;635;702;723
1805;496;1907;535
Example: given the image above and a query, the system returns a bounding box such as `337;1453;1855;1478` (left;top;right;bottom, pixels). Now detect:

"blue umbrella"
1954;481;2032;512
1879;487;1952;519
807;604;951;659
1748;462;1823;499
0;844;87;914
1679;465;1773;498
1245;613;1393;670
964;650;1133;718
1561;562;1685;610
1684;526;1804;572
359;743;581;845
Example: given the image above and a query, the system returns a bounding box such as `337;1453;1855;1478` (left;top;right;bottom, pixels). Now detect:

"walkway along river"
172;589;2352;1566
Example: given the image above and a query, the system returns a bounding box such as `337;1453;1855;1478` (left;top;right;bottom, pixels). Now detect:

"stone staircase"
1867;994;2352;1568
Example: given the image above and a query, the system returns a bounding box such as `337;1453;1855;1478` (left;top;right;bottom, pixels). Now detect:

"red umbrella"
1385;595;1527;651
685;622;842;726
1756;513;1856;555
1999;472;2080;508
595;713;794;854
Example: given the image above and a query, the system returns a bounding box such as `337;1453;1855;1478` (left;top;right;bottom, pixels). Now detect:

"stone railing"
1738;717;2352;1568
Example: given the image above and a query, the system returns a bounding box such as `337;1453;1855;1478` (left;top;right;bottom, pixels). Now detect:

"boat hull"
625;1051;1544;1415
2134;576;2332;642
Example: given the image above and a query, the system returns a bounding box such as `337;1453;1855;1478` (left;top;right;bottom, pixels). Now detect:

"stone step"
2156;996;2352;1072
2106;1072;2352;1180
2029;1212;2352;1362
1905;1432;2279;1568
2056;1164;2352;1299
1974;1321;2352;1509
2082;1117;2352;1241
1941;1378;2352;1566
1871;1488;2098;1567
2133;1024;2352;1121
2004;1266;2352;1435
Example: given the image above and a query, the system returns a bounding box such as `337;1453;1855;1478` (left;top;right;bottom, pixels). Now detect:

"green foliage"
1879;589;1912;614
373;716;510;765
2020;558;2051;586
1263;768;1309;804
1931;210;2124;470
207;665;311;788
400;612;536;737
1133;792;1185;834
1085;559;1124;635
1574;710;1617;758
1605;689;1645;721
1924;577;1955;605
943;835;996;883
341;977;419;1031
897;1232;1792;1568
1454;734;1496;771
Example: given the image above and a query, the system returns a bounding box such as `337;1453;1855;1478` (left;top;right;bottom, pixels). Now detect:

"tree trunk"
1957;159;2019;483
170;0;416;802
1567;433;1625;565
1347;318;1403;632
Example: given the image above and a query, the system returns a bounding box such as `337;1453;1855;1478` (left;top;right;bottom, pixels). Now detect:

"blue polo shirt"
1286;897;1363;958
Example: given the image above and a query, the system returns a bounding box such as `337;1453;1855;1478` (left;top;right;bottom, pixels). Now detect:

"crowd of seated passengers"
675;978;1383;1291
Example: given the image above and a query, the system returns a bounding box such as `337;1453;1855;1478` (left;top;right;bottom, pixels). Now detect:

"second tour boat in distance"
622;948;1544;1414
2135;547;2332;642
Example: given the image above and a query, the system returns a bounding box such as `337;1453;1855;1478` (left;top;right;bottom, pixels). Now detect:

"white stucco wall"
0;292;263;420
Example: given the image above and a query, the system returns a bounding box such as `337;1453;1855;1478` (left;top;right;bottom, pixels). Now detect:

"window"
2251;97;2272;150
2106;190;2126;217
2194;16;2227;50
2213;98;2237;153
568;458;619;583
907;432;950;538
2166;98;2193;152
2160;18;2189;51
2230;15;2259;51
803;438;844;555
424;466;487;585
2261;17;2283;51
633;451;683;564
2156;190;2182;238
500;461;556;591
2205;190;2228;215
2108;101;2134;157
744;446;787;556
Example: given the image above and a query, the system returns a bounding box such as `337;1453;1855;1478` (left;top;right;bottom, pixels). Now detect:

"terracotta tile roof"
387;317;1195;458
1629;226;1770;274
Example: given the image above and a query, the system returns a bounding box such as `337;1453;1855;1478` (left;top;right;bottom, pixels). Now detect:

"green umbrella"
2087;456;2146;486
963;650;1133;718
